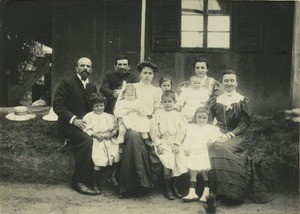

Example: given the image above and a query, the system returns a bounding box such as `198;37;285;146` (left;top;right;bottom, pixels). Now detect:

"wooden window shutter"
232;2;263;52
152;0;180;52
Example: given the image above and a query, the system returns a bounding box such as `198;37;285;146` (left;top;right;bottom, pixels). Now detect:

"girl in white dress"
82;93;119;193
114;84;150;144
177;76;210;122
150;90;188;200
183;106;222;202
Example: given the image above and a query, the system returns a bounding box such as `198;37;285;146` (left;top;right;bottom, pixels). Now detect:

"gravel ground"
0;182;299;214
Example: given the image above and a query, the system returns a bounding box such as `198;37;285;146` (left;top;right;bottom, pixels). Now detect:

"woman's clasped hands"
206;134;230;148
215;134;230;143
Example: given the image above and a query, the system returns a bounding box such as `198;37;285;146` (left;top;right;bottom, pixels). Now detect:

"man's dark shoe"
71;183;99;196
172;187;183;198
118;192;130;199
107;176;118;187
166;190;175;200
93;170;103;194
93;185;102;195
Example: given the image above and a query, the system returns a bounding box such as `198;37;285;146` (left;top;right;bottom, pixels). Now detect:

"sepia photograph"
0;0;299;213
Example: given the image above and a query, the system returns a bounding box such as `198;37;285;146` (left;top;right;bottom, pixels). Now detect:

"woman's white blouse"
132;82;162;116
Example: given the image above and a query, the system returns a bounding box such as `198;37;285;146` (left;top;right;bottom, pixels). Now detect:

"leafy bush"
244;116;299;192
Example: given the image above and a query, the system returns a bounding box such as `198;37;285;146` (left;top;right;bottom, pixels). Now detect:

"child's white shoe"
183;191;199;202
199;187;210;202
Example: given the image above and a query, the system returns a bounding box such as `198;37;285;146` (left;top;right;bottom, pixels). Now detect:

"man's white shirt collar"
77;74;89;88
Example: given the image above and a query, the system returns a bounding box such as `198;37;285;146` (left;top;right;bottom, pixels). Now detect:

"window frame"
180;0;232;52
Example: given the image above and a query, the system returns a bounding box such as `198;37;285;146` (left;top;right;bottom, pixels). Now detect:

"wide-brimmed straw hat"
6;106;36;121
42;107;58;121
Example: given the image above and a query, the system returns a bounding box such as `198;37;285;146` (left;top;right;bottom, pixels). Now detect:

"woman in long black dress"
208;70;272;203
117;60;162;198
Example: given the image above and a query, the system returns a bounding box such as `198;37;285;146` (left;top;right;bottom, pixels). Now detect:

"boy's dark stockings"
107;163;119;187
93;169;103;194
165;179;175;200
172;177;183;198
164;168;174;200
190;181;197;189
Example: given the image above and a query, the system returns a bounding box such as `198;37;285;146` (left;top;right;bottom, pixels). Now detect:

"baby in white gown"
114;84;150;144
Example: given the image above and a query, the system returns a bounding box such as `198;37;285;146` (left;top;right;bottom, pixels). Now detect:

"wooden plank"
291;1;300;108
151;0;180;51
232;2;263;52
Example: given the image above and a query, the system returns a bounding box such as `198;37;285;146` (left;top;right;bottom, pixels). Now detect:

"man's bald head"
76;57;93;80
77;57;92;67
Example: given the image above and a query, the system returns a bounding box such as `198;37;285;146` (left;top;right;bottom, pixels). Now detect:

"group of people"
53;55;272;204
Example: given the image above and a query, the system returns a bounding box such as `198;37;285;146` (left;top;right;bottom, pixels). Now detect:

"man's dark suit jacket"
53;75;97;137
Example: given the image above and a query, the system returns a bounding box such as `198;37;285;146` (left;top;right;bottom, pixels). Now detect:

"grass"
0;110;73;184
0;109;299;193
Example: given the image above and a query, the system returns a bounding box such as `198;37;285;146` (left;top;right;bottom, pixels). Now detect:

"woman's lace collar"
216;91;244;110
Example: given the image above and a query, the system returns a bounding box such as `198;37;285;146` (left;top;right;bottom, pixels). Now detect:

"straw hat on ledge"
6;106;36;121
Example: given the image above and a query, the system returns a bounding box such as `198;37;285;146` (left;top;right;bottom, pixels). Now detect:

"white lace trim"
216;91;244;111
